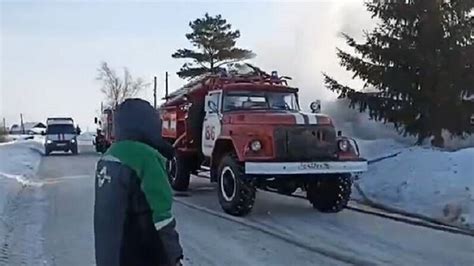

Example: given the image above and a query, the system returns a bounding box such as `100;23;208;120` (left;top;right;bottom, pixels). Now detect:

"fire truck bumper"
245;160;368;175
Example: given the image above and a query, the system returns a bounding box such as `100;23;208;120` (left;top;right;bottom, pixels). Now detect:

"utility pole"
165;71;169;99
153;76;157;109
20;113;25;134
2;118;6;133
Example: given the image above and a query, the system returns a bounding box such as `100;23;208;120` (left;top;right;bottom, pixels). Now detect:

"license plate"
298;162;330;171
57;143;66;146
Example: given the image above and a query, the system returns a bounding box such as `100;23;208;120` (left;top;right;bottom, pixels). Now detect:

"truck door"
202;90;222;157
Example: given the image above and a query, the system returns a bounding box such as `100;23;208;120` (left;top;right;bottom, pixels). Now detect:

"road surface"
1;143;473;265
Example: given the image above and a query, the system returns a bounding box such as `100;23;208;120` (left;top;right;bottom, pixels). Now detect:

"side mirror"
310;100;321;113
208;101;218;113
94;117;98;124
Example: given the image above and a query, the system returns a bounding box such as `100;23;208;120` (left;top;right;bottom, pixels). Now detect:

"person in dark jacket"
94;98;183;266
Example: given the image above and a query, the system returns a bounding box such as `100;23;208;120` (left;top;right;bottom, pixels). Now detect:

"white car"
28;126;46;135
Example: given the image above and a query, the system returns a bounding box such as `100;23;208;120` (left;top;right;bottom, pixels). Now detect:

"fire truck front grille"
274;126;337;161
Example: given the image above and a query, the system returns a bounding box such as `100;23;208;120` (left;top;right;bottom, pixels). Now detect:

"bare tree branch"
96;62;149;107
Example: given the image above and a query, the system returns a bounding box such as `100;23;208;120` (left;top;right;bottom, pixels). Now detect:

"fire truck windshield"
223;91;299;112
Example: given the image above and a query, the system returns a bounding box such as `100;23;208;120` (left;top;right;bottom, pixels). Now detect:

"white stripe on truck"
291;113;305;125
301;112;318;124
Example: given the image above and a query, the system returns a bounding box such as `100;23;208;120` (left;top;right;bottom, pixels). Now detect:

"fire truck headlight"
70;139;76;143
338;139;350;152
250;140;262;152
46;140;53;144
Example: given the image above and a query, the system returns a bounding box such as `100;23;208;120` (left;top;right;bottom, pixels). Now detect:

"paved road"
1;144;473;265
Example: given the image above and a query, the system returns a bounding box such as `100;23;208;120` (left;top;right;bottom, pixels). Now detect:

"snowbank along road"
0;142;473;266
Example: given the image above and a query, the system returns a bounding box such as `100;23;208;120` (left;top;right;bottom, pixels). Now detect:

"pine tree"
324;0;473;147
172;13;255;79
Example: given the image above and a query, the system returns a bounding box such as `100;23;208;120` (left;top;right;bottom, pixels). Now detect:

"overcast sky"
1;0;373;130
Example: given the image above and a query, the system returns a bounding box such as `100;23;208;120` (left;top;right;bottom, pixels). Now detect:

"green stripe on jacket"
106;140;173;225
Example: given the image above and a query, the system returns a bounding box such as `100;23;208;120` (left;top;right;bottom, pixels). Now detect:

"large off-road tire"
167;155;191;191
71;145;79;155
217;155;256;216
307;175;352;213
45;148;51;156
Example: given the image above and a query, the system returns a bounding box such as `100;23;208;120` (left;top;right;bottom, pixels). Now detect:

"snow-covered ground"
77;132;95;145
1;131;473;232
1;134;35;143
0;138;44;179
355;139;474;229
0;132;92;194
356;138;409;161
0;138;44;246
0;136;43;180
0;131;473;264
6;145;470;266
321;99;474;229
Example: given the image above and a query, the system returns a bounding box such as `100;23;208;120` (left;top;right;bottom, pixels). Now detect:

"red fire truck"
161;65;368;216
94;108;114;153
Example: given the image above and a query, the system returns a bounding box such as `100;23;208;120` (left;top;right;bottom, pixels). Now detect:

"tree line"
97;1;473;147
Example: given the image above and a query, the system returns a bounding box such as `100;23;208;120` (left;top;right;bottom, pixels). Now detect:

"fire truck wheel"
306;175;351;213
167;155;190;191
71;145;78;155
217;155;256;216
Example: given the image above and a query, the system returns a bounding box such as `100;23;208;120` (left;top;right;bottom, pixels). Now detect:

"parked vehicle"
93;108;114;153
160;64;368;216
45;117;79;155
9;122;46;135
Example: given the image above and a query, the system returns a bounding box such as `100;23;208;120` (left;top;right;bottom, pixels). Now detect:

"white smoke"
321;99;416;144
249;1;473;149
251;1;372;104
250;1;405;139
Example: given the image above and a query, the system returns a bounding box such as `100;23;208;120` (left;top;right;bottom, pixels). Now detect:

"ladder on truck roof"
166;66;291;102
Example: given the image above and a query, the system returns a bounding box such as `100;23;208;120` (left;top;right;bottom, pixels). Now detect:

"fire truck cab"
162;65;367;216
94;108;114;153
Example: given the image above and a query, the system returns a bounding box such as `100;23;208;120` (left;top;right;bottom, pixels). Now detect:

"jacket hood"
114;98;174;159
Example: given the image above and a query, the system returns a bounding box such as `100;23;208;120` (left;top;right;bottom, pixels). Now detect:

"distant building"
9;122;46;135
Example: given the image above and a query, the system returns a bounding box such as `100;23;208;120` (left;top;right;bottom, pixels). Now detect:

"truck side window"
207;92;221;114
